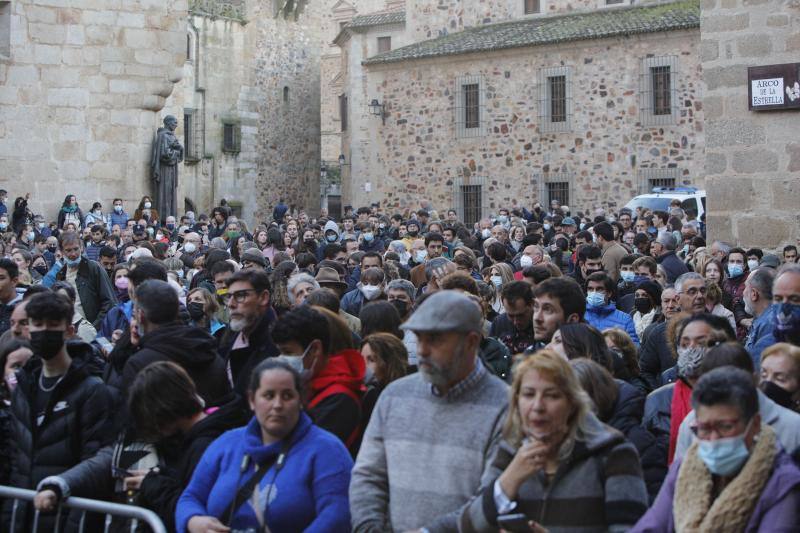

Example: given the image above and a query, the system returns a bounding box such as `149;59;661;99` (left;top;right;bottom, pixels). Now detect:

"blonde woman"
460;350;648;532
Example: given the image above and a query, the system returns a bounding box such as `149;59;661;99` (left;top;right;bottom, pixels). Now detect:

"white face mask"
360;284;382;301
183;242;197;254
144;202;152;209
747;259;759;271
481;228;491;239
520;255;534;268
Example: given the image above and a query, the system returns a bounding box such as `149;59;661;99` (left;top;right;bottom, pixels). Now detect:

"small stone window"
538;66;573;133
377;36;392;54
535;171;573;206
0;1;10;59
184;109;203;162
186;33;193;62
283;86;290;103
524;0;541;14
638;168;680;194
453;177;487;227
339;94;348;132
222;122;241;153
640;56;678;126
455;75;486;138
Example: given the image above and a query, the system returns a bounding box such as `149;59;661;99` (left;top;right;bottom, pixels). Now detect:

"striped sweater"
460;414;649;533
349;364;509;532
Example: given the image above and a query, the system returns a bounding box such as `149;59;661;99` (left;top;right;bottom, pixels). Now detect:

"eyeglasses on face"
222;289;259;304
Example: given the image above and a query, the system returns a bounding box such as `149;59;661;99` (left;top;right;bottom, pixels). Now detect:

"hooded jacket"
317;220;342;260
308;348;366;453
3;348;114;532
584;302;640;346
176;412;353;533
121;323;231;407
459;413;649;532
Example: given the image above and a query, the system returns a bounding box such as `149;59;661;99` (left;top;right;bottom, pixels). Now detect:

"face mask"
156;233;164;240
34;264;48;276
407;229;419;237
520;255;534;268
30;330;65;361
696;421;752;476
364;367;375;384
390;299;408;317
579;223;586;230
187;301;206;321
727;263;744;278
774;303;800;344
747;259;759;271
65;256;81;268
543;224;551;231
146;227;154;236
0;223;7;231
415;250;428;263
226;231;239;240
183;242;197;254
144;202;152;209
363;232;374;242
586;291;605;308
490;275;503;288
47;245;58;253
278;344;313;378
620;270;636;283
481;228;491;239
760;380;794;409
37;222;45;229
4;371;17;393
682;244;690;255
114;205;123;213
676;345;706;379
379;223;386;229
633;297;653;314
115;277;129;290
304;238;316;246
498;215;508;224
94;210;102;215
166;223;175;231
360;284;381;301
326;233;338;242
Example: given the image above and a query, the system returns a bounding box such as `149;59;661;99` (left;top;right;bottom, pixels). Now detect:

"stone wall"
0;0;187;221
351;29;703;212
702;0;800;249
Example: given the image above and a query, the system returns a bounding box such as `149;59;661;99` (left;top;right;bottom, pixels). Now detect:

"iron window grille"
222;122;241;153
455;75;486;138
640;56;679;126
538;66;573;133
377;36;392;53
339;94;348;132
524;0;541;14
638;168;681;194
183;109;204;163
453;176;488;227
534;172;574;207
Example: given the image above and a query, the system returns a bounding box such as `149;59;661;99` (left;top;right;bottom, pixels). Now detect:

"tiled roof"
364;0;699;65
348;10;406;29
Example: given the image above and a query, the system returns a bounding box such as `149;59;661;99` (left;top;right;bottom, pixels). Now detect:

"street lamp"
369;99;387;125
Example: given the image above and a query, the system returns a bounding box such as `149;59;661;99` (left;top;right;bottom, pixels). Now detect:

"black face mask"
407;229;419;237
760;380;795;409
187;302;206;321
34;265;48;276
30;330;65;361
47;245;58;253
634;297;653;314
390;299;408;317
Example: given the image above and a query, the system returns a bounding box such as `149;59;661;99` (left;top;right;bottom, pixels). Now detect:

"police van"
623;187;706;220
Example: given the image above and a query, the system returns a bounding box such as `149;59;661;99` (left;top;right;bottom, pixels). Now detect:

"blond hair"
762;343;800;374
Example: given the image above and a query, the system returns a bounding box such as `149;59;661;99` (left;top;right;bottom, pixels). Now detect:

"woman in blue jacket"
176;359;353;533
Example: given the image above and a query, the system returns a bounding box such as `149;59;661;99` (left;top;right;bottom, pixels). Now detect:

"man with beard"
350;291;509;532
218;269;279;413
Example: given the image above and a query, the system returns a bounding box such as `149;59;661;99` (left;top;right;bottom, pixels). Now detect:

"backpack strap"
308;383;363;449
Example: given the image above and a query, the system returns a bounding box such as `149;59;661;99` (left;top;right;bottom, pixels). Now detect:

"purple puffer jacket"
631;444;800;532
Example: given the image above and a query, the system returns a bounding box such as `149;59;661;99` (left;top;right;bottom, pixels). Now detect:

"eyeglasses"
221;289;259;304
680;287;707;297
690;418;742;439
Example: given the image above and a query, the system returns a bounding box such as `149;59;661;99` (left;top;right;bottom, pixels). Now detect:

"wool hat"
401;290;483;334
241;248;267;267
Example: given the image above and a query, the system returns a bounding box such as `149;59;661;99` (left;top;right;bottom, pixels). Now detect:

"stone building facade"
336;0;704;222
701;0;800;249
0;0;329;223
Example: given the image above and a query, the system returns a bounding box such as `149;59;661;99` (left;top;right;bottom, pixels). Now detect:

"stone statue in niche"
150;115;184;218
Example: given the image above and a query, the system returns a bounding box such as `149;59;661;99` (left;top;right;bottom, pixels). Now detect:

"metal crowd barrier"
0;485;166;533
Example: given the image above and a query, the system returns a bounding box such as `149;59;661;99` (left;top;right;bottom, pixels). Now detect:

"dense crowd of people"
0;188;799;532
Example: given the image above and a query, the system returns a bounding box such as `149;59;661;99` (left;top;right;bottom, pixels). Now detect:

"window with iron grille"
455;75;485;138
538;66;572;133
377;36;392;53
222;122;241;153
339;94;348;132
283;86;289;103
638;168;681;194
547;182;570;207
186;33;193;61
453;177;488;227
183;109;204;162
534;172;573;207
640;56;678;126
524;0;540;14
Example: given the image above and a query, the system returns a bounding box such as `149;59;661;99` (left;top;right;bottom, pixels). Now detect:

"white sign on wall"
751;78;785;106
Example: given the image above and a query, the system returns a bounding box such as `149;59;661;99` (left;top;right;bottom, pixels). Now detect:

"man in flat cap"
349;290;509;532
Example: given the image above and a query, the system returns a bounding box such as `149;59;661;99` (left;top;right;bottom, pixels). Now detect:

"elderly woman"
459;350;648;532
632;367;800;532
176;359;353;533
760;342;800;412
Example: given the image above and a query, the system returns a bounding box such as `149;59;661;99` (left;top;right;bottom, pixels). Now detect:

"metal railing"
0;485;166;533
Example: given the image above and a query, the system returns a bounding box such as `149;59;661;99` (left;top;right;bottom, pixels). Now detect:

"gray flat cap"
400;290;483;333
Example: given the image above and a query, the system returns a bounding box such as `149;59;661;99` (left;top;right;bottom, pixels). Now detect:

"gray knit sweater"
349;366;509;532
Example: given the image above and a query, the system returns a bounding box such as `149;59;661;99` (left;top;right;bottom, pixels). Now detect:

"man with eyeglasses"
218;269;279;414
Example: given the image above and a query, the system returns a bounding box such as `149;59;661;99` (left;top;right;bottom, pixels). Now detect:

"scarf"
673;425;775;533
62;205;77;213
668;379;693;464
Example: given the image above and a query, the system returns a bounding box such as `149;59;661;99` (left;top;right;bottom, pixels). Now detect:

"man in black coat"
2;292;113;532
120;280;231;407
652;233;688;284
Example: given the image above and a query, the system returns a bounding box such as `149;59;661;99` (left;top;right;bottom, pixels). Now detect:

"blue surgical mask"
498;215;508;224
326;233;337;242
65;256;82;268
415;250;428;263
26;231;35;242
543;224;551;231
579;223;586;230
490;275;503;288
727;263;744;278
363;232;374;242
696;422;752;476
620;271;635;283
586;291;606;308
114;205;123;213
